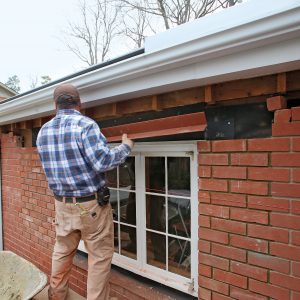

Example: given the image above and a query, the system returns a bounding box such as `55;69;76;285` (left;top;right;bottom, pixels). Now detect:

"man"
36;83;133;300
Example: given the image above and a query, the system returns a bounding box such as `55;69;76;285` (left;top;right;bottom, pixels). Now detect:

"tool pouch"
97;186;110;206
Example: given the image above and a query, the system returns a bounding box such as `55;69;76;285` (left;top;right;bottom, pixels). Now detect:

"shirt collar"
56;109;82;116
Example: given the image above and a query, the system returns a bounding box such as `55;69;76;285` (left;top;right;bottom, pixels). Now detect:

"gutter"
0;0;300;125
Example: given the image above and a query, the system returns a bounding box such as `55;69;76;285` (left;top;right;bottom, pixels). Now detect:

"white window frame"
79;142;198;296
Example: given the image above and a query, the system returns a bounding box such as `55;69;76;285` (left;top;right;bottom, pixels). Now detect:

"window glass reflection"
119;157;135;190
145;157;165;194
119;191;136;225
168;197;190;238
168;157;190;197
120;225;137;260
168;237;190;278
147;231;166;270
106;168;117;188
146;195;166;233
114;223;119;253
110;189;118;221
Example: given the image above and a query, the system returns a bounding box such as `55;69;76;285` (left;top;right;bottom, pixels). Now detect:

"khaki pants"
49;199;114;300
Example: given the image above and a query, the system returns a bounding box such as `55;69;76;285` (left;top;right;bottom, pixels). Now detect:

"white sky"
0;0;91;91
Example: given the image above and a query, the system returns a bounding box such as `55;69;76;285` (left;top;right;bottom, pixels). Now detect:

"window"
79;143;198;296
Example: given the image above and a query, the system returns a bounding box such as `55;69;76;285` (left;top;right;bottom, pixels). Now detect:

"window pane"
114;222;119;253
119;157;135;190
146;195;165;233
106;168;118;188
168;197;191;238
120;225;137;260
120;191;136;225
145;157;165;194
168;157;190;197
168;237;191;278
147;231;166;270
110;189;118;221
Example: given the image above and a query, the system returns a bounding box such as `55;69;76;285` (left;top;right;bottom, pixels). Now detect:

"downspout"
0;144;3;250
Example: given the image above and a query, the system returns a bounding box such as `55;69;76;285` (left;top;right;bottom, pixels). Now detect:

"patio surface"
33;286;85;300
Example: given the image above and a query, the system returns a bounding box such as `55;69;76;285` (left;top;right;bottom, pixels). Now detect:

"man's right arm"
82;122;133;173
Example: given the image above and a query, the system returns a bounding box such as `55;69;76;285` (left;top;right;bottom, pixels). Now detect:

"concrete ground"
33;286;85;300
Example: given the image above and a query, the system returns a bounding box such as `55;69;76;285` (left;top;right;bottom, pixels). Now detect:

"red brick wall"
198;107;300;300
1;133;88;297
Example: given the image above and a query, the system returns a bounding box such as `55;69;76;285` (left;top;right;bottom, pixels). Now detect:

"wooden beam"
151;95;159;111
32;118;42;128
102;112;207;142
277;73;287;94
205;85;215;105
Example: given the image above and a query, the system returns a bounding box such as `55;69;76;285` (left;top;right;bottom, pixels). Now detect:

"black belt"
54;193;97;203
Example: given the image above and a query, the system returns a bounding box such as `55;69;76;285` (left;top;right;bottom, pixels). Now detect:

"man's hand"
122;133;134;149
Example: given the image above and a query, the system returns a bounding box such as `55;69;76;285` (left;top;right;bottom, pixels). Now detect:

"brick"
273;122;300;136
211;244;246;262
271;213;300;230
230;208;268;224
211;293;231;300
292;138;300;151
267;96;287;111
292;200;300;215
248;224;289;243
199;264;212;277
199;287;212;300
231;180;268;195
199;178;228;192
248;195;289;212
270;243;300;262
248;138;290;152
199;276;229;295
292;262;300;277
249;279;289;300
199;154;228;165
248;167;289;182
292;231;300;246
272;183;300;198
211;218;246;235
248;252;290;274
198;140;211;152
230;235;268;253
231;153;268;166
274;108;291;123
292;106;300;121
270;271;300;292
293;169;300;183
199;215;211;227
199;204;229;218
292;291;300;300
212;166;246;179
231;261;268;282
230;286;267;300
199;166;212;177
212;140;246;152
198;253;229;271
199;287;211;300
199;228;229;244
272;153;300;167
199;191;211;203
199;240;211;253
213;269;247;288
210;192;246;207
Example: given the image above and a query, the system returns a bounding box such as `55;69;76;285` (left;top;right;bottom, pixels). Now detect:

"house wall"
198;106;300;300
1;90;299;298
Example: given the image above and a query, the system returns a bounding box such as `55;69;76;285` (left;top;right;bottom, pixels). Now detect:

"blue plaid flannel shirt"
36;109;131;197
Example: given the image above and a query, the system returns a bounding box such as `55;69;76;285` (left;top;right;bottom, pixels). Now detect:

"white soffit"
0;0;300;125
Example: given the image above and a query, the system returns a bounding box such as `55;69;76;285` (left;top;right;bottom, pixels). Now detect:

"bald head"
54;83;81;110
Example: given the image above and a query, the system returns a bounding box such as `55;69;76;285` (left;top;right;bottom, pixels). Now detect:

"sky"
0;0;91;91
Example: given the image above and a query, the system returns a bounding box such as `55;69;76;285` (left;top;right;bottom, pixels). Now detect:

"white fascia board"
0;2;300;125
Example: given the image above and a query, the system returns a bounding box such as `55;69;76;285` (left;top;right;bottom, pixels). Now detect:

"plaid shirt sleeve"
82;122;131;172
